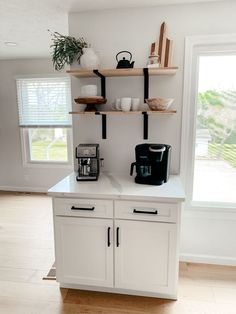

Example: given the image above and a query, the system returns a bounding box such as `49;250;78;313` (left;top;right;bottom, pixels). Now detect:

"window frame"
20;127;73;168
181;34;236;213
16;74;73;168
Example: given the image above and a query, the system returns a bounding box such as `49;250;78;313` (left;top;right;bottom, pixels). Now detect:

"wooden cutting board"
150;42;158;55
158;22;167;67
164;38;173;67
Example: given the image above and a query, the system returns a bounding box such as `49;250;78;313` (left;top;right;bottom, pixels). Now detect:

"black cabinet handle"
107;227;111;247
116;227;120;247
133;209;158;215
71;206;95;211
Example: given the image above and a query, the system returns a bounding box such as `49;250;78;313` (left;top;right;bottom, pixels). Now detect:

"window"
182;34;236;210
16;77;72;165
193;55;236;204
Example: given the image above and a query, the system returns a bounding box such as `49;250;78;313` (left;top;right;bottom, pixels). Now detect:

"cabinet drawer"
114;200;177;222
54;198;113;218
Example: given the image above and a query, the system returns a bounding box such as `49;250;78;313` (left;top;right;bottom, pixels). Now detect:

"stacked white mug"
131;98;140;111
112;98;140;111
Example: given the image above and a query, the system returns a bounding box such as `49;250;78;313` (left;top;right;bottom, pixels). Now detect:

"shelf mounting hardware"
93;70;106;98
143;68;149;102
95;112;107;139
142;111;148;140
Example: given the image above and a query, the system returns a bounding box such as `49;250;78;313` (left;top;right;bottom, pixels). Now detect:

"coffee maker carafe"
76;144;101;181
130;144;171;185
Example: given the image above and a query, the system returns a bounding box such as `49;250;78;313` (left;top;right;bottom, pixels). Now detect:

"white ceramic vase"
80;48;100;69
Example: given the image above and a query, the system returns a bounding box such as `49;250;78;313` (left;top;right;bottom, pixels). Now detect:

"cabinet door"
115;220;177;294
55;217;113;287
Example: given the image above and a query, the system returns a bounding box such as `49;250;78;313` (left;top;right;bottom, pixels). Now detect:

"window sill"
23;161;73;169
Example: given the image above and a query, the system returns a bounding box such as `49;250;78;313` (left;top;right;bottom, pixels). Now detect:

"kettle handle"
116;51;132;62
130;162;136;176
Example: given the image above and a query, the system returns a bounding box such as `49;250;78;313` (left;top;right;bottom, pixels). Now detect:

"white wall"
0;59;73;192
69;1;236;265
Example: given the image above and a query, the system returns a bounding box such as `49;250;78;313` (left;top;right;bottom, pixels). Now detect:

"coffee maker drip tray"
76;174;98;181
135;176;165;186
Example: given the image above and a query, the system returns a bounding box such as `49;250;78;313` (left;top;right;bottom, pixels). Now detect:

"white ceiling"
0;0;225;60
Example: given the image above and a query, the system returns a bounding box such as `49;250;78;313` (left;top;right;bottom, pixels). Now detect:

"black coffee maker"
130;144;171;185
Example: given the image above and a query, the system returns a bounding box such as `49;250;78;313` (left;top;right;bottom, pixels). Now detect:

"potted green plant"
49;31;88;71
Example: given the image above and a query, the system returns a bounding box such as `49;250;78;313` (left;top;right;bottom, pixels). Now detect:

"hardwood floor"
0;192;236;314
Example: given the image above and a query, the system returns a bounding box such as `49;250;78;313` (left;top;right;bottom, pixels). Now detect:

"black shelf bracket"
143;68;149;139
143;68;149;102
93;70;106;98
142;111;148;140
95;112;107;139
102;114;107;139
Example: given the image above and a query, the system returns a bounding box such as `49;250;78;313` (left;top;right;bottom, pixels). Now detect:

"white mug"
112;98;121;110
120;97;131;111
131;98;140;111
81;85;97;97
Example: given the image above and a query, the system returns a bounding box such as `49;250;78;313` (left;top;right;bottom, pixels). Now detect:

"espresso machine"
76;144;101;181
130;144;171;185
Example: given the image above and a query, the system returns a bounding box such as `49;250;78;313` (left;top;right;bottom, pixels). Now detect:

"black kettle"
116;51;135;69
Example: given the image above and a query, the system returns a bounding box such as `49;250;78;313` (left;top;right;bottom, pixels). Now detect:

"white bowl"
81;85;98;97
145;98;174;111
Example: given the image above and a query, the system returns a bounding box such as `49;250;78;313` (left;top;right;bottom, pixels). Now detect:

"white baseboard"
180;253;236;266
0;186;47;193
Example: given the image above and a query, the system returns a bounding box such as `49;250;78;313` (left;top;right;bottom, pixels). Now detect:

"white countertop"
48;172;185;202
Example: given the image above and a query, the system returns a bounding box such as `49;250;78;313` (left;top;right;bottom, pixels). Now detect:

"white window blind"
16;77;72;127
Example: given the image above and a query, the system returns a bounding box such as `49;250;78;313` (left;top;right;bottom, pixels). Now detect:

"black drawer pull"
107;227;111;247
133;209;158;215
71;206;95;211
116;227;120;247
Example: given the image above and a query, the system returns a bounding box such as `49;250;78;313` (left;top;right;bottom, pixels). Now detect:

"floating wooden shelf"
70;110;177;115
67;67;178;78
68;67;179;140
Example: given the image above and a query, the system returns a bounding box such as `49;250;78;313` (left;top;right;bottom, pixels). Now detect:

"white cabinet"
49;174;185;299
55;216;113;287
53;194;181;299
115;220;177;294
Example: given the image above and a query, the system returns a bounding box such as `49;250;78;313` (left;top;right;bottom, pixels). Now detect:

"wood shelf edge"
69;110;177;115
67;67;178;78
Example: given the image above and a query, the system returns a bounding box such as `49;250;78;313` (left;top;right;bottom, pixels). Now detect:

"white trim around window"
181;34;236;214
16;75;73;168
